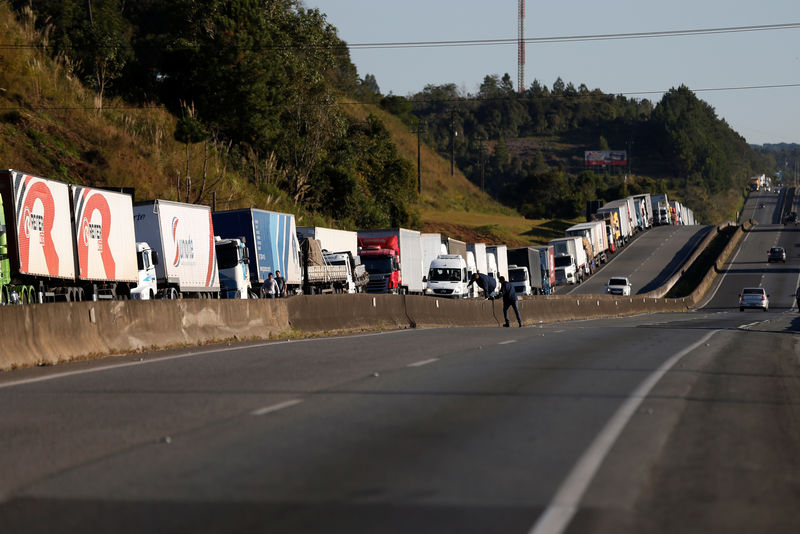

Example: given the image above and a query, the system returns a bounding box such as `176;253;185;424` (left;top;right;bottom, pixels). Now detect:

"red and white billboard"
7;171;75;279
584;150;627;167
71;186;138;283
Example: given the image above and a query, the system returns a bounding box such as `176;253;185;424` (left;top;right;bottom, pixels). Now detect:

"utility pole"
413;121;426;195
480;137;486;192
518;0;525;94
450;110;456;176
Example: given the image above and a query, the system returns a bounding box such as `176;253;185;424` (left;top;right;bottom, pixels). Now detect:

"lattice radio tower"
517;0;525;93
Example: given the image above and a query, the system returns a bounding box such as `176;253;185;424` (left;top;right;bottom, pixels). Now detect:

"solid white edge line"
527;329;719;534
408;358;439;367
0;328;419;390
251;399;303;416
498;340;517;345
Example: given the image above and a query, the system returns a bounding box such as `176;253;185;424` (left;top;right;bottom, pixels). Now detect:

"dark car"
768;246;786;263
783;212;798;224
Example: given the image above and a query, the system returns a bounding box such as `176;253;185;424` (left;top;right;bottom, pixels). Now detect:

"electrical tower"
518;0;525;93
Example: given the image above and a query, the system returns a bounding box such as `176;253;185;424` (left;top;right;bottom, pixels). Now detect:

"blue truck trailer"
212;208;302;293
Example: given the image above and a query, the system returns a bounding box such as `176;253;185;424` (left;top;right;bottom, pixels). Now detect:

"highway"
569;224;713;295
1;191;799;533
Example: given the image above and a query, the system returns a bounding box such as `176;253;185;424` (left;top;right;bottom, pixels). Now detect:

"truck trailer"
1;170;150;303
134;199;220;298
212;208;302;295
549;236;588;285
358;228;424;294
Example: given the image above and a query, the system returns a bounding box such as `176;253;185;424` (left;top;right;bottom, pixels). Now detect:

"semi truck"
214;236;253;299
134;199;220;299
565;221;608;267
212;208;302;296
296;226;358;257
630;194;653;228
596;200;633;245
421;233;446;280
532;245;556;293
443;237;467;260
486;245;509;282
651;194;671;225
467;243;488;275
548;236;588;285
300;237;367;294
507;247;545;296
0;169;150;303
357;228;424;294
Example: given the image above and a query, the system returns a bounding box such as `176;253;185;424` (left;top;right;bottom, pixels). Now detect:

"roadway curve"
569;224;713;295
1;191;800;533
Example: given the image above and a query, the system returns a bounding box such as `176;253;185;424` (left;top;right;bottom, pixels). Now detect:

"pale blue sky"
307;0;800;146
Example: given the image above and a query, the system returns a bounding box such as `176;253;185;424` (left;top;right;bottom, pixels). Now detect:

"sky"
306;0;800;146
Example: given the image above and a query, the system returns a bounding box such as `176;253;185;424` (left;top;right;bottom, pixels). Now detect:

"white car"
605;276;632;296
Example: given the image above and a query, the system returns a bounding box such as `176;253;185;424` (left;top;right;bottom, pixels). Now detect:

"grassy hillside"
0;4;558;245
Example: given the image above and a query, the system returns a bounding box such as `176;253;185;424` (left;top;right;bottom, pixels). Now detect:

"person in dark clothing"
498;275;522;327
467;272;496;298
795;286;800;311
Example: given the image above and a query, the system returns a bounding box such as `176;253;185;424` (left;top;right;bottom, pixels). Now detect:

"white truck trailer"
548;236;588;285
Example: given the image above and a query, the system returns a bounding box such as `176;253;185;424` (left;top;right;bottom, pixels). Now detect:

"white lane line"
407;358;439;367
498;340;517;345
527;329;719;534
0;329;419;390
251;399;303;416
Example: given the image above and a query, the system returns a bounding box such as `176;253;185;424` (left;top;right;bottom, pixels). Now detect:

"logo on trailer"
171;217;195;267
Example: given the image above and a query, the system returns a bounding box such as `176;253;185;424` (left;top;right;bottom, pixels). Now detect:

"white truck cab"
130;242;159;300
424;254;469;298
215;236;252;299
508;264;532;296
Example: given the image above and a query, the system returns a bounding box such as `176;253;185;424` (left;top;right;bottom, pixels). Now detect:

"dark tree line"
14;0;417;228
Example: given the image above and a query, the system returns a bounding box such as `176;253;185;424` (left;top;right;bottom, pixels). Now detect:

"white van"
424;254;469;298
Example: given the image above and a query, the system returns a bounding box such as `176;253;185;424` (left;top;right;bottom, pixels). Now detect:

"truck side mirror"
422;276;427;283
151;250;160;266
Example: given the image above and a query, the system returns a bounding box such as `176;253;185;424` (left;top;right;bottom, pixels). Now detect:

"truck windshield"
361;257;393;273
429;268;462;282
554;256;573;268
509;269;527;282
215;243;240;269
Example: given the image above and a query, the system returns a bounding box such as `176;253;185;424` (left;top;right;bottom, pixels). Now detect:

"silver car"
606;277;632;296
739;287;769;311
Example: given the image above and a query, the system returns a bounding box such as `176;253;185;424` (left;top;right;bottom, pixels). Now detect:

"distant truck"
597;200;633;245
134;199;220;299
467;243;488;275
300;238;367;294
486;245;509;282
532;245;556;293
358;228;424;294
549;236;588;285
630;194;653;229
214;236;253;299
212;208;302;296
507;247;544;296
424;254;469;298
651;194;671;225
565;221;608;268
0;170;151;303
296;226;357;257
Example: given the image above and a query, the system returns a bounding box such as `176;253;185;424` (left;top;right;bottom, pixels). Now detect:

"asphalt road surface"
569;224;713;295
1;192;799;534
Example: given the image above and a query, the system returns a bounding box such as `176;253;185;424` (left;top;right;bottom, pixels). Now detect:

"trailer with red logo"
133;199;219;299
0;169;144;303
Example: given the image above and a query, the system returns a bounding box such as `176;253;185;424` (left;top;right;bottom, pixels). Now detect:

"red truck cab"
358;236;402;293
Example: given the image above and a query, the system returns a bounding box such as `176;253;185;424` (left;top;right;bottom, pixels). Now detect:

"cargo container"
507;247;544;295
1;170;151;303
296;226;358;257
212;208;302;294
134;199;220;298
443;237;467;260
421;233;446;278
549;236;588;285
358;228;424;294
532;245;556;293
467;243;488;274
486;245;509;282
565;221;608;268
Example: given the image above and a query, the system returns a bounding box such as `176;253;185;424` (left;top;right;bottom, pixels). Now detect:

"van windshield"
429;268;462;282
509;269;527;282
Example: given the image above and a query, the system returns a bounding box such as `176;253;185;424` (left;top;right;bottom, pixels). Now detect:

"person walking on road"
467;272;496;299
498;275;523;327
274;270;286;297
262;273;278;299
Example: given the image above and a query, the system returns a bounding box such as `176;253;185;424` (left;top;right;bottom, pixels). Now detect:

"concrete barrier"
8;221;754;373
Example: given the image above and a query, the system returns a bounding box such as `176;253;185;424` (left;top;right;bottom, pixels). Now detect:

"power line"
1;22;799;51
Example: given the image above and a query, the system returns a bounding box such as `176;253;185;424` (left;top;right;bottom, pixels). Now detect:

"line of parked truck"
0;168;695;305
